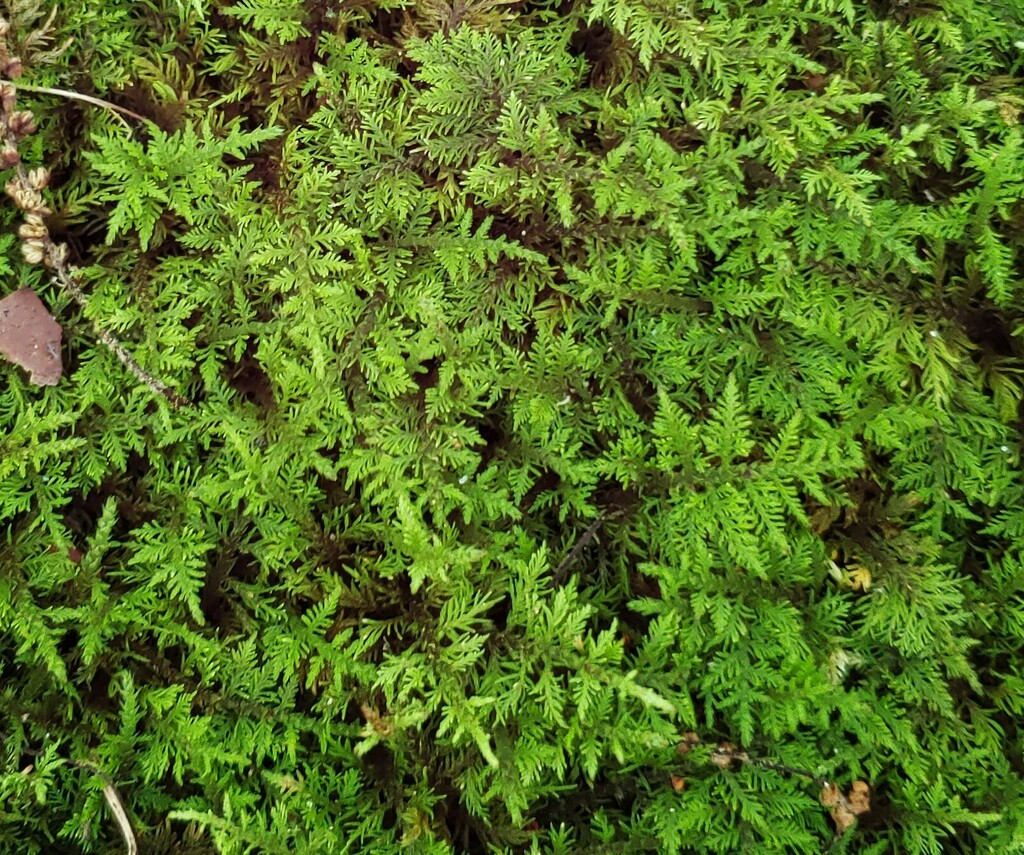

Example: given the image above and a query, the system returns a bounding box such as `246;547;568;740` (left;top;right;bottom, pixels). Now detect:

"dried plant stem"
711;744;828;786
552;509;626;585
14;82;146;127
48;260;191;408
74;760;138;855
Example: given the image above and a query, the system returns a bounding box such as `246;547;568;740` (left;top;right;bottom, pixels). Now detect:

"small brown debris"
0;287;62;386
848;779;871;814
821;780;871;835
677;732;701;754
670;774;687;792
805;73;827;92
359;703;395;738
709;742;751;771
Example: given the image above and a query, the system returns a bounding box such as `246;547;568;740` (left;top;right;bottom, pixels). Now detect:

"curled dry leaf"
0;287;62;385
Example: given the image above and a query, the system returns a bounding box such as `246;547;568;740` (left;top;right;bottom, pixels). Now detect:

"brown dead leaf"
848;780;871;815
822;780;871;835
670;775;687;792
0;287;62;386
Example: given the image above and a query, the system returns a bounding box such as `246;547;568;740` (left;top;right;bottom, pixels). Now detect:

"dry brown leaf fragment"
670;775;687;792
0;287;62;385
821;780;871;835
848;779;871;814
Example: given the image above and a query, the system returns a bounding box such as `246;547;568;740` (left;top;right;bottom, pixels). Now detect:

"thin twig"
717;748;829;787
552;510;624;585
74;760;138;855
15;82;146;126
49;261;191;408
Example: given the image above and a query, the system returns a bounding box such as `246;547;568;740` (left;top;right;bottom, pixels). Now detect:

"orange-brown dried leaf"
670;775;686;792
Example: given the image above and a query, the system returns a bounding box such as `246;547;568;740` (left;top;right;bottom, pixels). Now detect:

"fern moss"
2;0;1024;852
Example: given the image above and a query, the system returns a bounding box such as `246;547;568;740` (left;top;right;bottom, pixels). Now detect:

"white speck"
1015;41;1024;50
556;394;571;406
929;330;939;338
923;189;935;202
669;808;676;813
885;61;894;68
458;475;469;484
1000;445;1010;453
521;229;527;236
326;698;333;706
